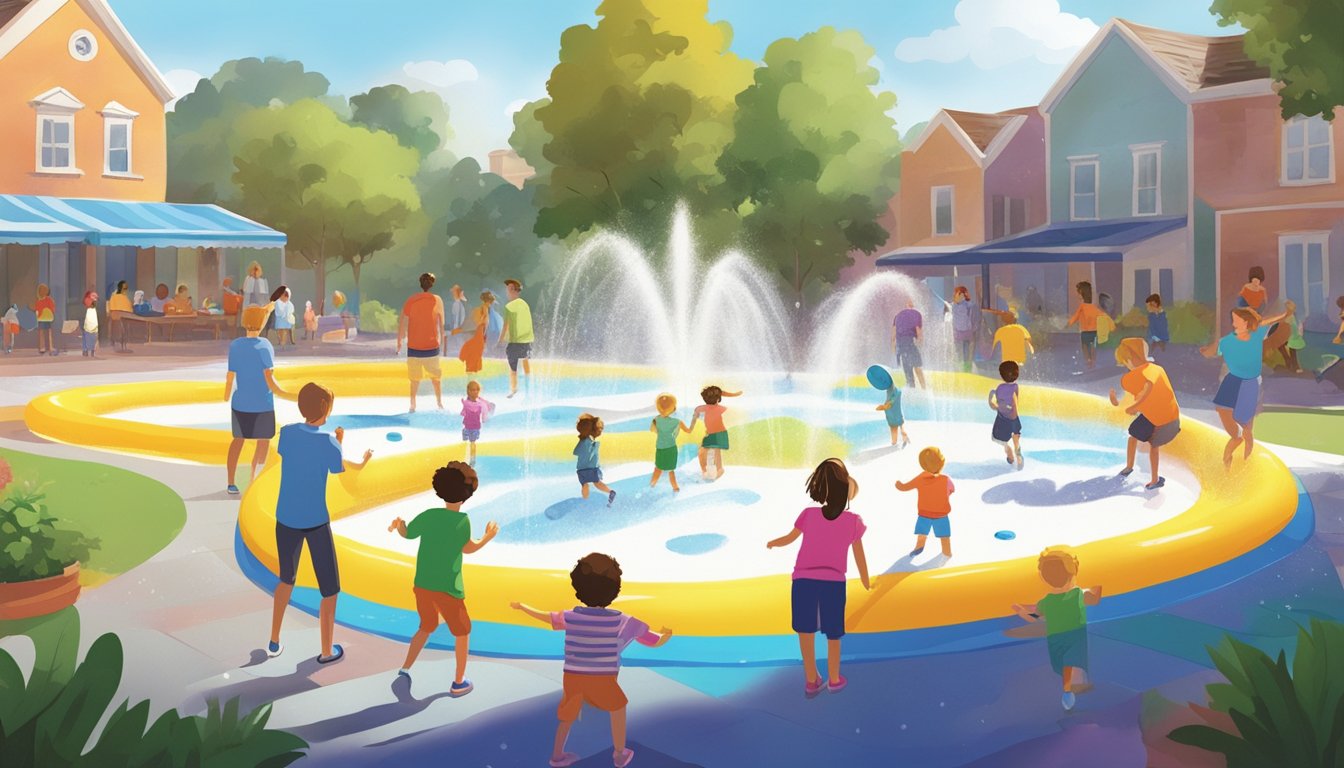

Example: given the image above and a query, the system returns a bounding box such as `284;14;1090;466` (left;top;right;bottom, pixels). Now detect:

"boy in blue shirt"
574;413;616;506
266;382;372;664
1146;294;1169;352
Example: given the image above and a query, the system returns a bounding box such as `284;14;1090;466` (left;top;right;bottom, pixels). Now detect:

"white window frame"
36;114;77;174
931;185;954;236
100;102;139;178
1282;115;1334;186
30;87;84;176
1130;142;1163;217
1068;155;1099;221
1278;232;1331;316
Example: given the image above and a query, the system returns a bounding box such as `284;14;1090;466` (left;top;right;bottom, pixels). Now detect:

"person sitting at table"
107;280;133;351
166;284;194;315
149;283;170;314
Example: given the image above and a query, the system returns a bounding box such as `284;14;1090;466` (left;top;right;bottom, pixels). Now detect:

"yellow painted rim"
25;362;1299;635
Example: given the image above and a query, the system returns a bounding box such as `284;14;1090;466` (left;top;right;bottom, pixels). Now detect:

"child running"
650;393;691;491
460;380;494;467
575;413;616;506
1011;548;1102;711
1200;306;1287;465
1109;338;1180;490
691;385;742;481
1146;294;1169;353
988;361;1024;468
767;458;871;698
876;378;909;448
896;447;955;560
511;554;673;768
388;461;499;696
1067;281;1101;370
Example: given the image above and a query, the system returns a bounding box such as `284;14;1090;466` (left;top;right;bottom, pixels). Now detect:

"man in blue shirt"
267;382;372;665
225;305;288;495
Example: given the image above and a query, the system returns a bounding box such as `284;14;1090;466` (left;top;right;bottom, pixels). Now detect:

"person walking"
498;279;535;398
398;272;446;413
443;284;468;357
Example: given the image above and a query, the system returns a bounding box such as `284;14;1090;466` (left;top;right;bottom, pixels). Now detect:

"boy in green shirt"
389;461;499;696
498;278;535;399
1011;547;1102;711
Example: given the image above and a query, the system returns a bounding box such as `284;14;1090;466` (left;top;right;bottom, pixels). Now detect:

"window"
38;116;74;171
1069;157;1099;221
68;29;98;61
100;102;138;177
1280;233;1330;318
1134;269;1151;307
1159;268;1173;304
932;186;954;236
1131;144;1162;216
991;196;1028;239
1283;115;1333;184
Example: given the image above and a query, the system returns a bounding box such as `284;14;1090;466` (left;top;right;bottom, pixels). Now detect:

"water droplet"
500;743;507;750
900;724;907;730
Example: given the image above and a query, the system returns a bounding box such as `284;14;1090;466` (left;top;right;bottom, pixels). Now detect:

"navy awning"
0;195;286;249
877;216;1186;267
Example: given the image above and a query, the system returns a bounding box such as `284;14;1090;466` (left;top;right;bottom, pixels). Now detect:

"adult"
1067;281;1101;370
167;284;193;315
890;300;925;389
149;283;170;314
442;284;468;357
1108;338;1179;490
1237;266;1267;311
1201;306;1288;466
107;280;133;352
1025;285;1044;319
224;305;286;495
950;286;977;373
243;261;270;308
398;272;445;412
498;279;534;398
456;291;494;375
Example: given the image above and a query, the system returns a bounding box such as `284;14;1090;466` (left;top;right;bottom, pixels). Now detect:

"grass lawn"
0;448;186;587
1257;409;1344;456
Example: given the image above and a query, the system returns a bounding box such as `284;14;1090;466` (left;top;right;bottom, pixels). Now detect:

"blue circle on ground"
665;533;728;555
386;432;403;442
866;365;893;390
994;530;1016;541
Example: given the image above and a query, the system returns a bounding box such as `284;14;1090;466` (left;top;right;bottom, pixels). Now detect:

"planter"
0;563;81;621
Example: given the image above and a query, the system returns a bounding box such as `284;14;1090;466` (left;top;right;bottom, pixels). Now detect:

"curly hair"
571;552;622;607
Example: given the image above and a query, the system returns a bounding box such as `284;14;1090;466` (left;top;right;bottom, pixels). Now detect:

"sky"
110;0;1242;163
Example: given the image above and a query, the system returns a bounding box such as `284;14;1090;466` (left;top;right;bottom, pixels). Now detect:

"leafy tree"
444;178;542;290
717;27;901;305
229;100;420;312
349;84;452;159
508;98;555;178
1211;0;1344;119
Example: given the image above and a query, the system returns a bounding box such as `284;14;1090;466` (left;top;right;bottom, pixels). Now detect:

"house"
487;148;536;190
0;0;283;338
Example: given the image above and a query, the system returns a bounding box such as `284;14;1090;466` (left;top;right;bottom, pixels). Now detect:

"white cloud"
164;68;205;107
401;59;479;89
504;98;529;117
894;0;1098;69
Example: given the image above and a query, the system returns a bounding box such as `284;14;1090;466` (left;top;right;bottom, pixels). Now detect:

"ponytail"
806;458;850;521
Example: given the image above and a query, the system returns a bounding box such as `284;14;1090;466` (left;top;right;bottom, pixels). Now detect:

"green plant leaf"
0;648;28;728
33;632;123;761
1169;723;1262;765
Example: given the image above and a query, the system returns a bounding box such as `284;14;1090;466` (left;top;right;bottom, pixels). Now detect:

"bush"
358;299;399;334
0;470;98;583
1116;301;1215;345
1168;619;1344;767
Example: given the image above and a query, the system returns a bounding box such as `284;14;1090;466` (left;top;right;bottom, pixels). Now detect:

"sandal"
316;644;344;664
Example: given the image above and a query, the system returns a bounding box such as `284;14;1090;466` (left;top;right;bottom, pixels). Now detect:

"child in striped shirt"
512;553;673;768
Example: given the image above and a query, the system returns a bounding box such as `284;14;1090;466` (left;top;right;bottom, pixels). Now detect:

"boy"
267;382;373;664
498;278;534;398
512;553;673;768
691;385;742;480
1109;338;1180;490
1145;294;1169;352
1011;548;1102;711
388;461;499;696
988;361;1024;468
895;447;955;560
991;311;1034;367
875;379;909;448
575;413;616;505
225;305;286;495
1067;281;1101;370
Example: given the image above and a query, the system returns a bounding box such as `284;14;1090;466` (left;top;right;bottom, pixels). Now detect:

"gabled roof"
0;0;174;103
905;107;1036;168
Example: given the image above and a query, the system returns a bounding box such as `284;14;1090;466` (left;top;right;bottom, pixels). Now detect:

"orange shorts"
413;587;471;636
557;673;627;721
4;323;17;335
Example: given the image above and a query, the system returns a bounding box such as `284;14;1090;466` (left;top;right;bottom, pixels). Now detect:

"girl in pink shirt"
460;380;494;467
767;458;871;698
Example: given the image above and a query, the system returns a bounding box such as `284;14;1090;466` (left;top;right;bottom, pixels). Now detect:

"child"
388;461;499;696
3;304;18;354
268;383;373;664
575;413;616;506
895;447;955;559
1067;281;1101;370
1277;299;1305;373
273;287;296;347
1145;294;1169;352
511;554;672;768
875;379;909;448
1011;548;1102;711
81;290;99;358
303;300;317;340
691;385;742;480
31;283;56;355
1237;266;1267;311
460;380;494;467
988;361;1024;468
991;312;1034;368
650;393;691;491
767;458;871;698
1110;338;1180;490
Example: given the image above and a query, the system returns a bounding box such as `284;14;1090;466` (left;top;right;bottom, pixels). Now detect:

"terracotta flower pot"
0;563;82;620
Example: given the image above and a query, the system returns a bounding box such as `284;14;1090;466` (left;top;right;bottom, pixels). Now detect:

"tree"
1211;0;1344;119
717;27;901;304
508;98;555;178
349;84;452;159
229;100;420;312
444;179;542;289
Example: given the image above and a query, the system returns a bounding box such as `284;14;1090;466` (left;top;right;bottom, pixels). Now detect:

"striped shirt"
550;607;658;676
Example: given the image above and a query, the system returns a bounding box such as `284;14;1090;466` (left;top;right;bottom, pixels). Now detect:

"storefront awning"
877;216;1186;267
0;195;286;249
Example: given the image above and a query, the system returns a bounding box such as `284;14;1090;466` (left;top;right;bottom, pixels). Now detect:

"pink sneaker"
614;747;635;767
828;675;848;693
805;678;826;698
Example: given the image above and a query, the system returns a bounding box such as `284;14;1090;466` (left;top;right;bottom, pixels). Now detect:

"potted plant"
0;457;99;620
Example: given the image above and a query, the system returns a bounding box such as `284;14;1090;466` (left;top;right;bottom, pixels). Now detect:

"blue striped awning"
0;195;286;249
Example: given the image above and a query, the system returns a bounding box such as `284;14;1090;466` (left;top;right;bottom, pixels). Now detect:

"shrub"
358;300;399;334
0;482;98;583
1117;301;1214;345
1168;619;1344;768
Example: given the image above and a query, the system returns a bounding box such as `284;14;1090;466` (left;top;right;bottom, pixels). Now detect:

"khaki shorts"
414;587;471;636
557;673;627;721
407;354;442;382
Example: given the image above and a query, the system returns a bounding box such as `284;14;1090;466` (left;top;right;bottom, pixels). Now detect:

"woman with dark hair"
950;285;977;372
1237;266;1267;311
1201;305;1288;465
107;280;133;352
767;458;871;698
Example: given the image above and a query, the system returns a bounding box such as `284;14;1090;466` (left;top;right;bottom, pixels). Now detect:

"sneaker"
226;485;240;495
397;668;410;680
614;748;635;768
450;679;473;697
549;753;580;768
266;640;283;658
1062;691;1076;711
1016;453;1024;469
805;678;825;699
316;644;345;664
909;546;925;557
1118;467;1134;477
1005;455;1014;465
607;489;617;507
827;675;848;694
1144;477;1166;491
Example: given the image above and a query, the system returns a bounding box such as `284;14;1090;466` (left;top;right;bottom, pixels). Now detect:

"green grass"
1256;409;1344;456
0;448;186;586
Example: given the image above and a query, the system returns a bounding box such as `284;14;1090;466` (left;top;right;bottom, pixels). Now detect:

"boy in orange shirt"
1108;338;1180;491
1067;281;1101;370
896;446;955;559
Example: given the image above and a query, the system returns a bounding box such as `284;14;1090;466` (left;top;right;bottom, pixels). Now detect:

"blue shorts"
914;515;951;538
577;467;603;485
462;428;481;442
1080;331;1097;349
791;578;847;639
991;414;1022;444
506;342;531;371
1213;373;1261;426
37;320;53;330
1047;627;1089;675
276;523;340;598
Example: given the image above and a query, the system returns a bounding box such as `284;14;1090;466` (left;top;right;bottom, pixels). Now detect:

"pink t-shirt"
460;397;493;430
695;403;727;434
791;506;866;582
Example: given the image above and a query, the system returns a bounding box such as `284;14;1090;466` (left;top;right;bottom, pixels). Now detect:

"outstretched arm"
766;528;802;549
895;477;916;492
1260;310;1288;327
1083;586;1103;606
1011;602;1039;621
679;419;693;433
343;448;374;472
462;521;500;554
722;390;743;398
509;602;553;626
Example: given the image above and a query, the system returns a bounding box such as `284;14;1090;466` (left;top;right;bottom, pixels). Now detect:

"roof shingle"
1117;19;1270;90
942;108;1034;152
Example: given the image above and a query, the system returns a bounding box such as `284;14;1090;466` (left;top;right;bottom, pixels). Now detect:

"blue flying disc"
386;432;403;442
866;365;894;390
994;530;1016;541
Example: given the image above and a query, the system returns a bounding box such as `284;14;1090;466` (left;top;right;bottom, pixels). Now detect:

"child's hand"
1107;389;1119;407
334;426;345;443
509;601;523;610
387;517;403;533
484;521;500;539
1124;404;1139;416
362;448;374;463
659;627;673;638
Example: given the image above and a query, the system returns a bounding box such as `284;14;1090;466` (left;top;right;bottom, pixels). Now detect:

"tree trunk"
313;262;327;318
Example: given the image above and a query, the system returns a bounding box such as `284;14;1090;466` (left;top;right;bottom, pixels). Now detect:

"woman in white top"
242;261;270;308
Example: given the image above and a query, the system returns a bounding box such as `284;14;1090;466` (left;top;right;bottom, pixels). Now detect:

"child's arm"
722;390;743;398
1083;585;1103;606
987;390;997;412
766;528;802;549
263;368;292;400
650;419;658;433
1011;391;1019;415
679;419;692;433
223;371;235;401
509;602;554;626
852;538;871;591
649;627;673;648
1108;388;1121;407
343;448;374;472
877;402;890;411
894;476;916;492
387;517;408;537
462;520;500;554
1067;305;1081;326
1011;602;1039;621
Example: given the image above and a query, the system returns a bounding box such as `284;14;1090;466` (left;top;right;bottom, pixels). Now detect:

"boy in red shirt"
896;446;955;559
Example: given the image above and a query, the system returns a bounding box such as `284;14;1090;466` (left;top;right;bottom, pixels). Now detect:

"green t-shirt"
1037;588;1087;635
505;298;534;343
654;415;681;449
405;508;472;598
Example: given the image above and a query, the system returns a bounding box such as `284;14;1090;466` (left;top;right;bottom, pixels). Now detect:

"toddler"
1012;548;1102;711
575;413;616;506
895;446;955;559
460;380;494;467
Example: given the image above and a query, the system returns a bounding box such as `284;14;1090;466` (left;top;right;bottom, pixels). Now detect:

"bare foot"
1223;437;1242;466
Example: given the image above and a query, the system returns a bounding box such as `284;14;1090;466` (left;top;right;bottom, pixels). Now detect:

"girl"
574;413;616;506
272;286;296;347
455;291;496;375
650;393;692;491
460;380;495;467
1277;300;1305;373
303;300;317;340
81;290;99;358
31;283;56;355
1237;266;1267;311
1201;306;1287;465
766;458;870;697
4;304;19;354
950;285;977;373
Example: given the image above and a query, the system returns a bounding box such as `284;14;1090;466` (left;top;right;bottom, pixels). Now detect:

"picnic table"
109;311;235;345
